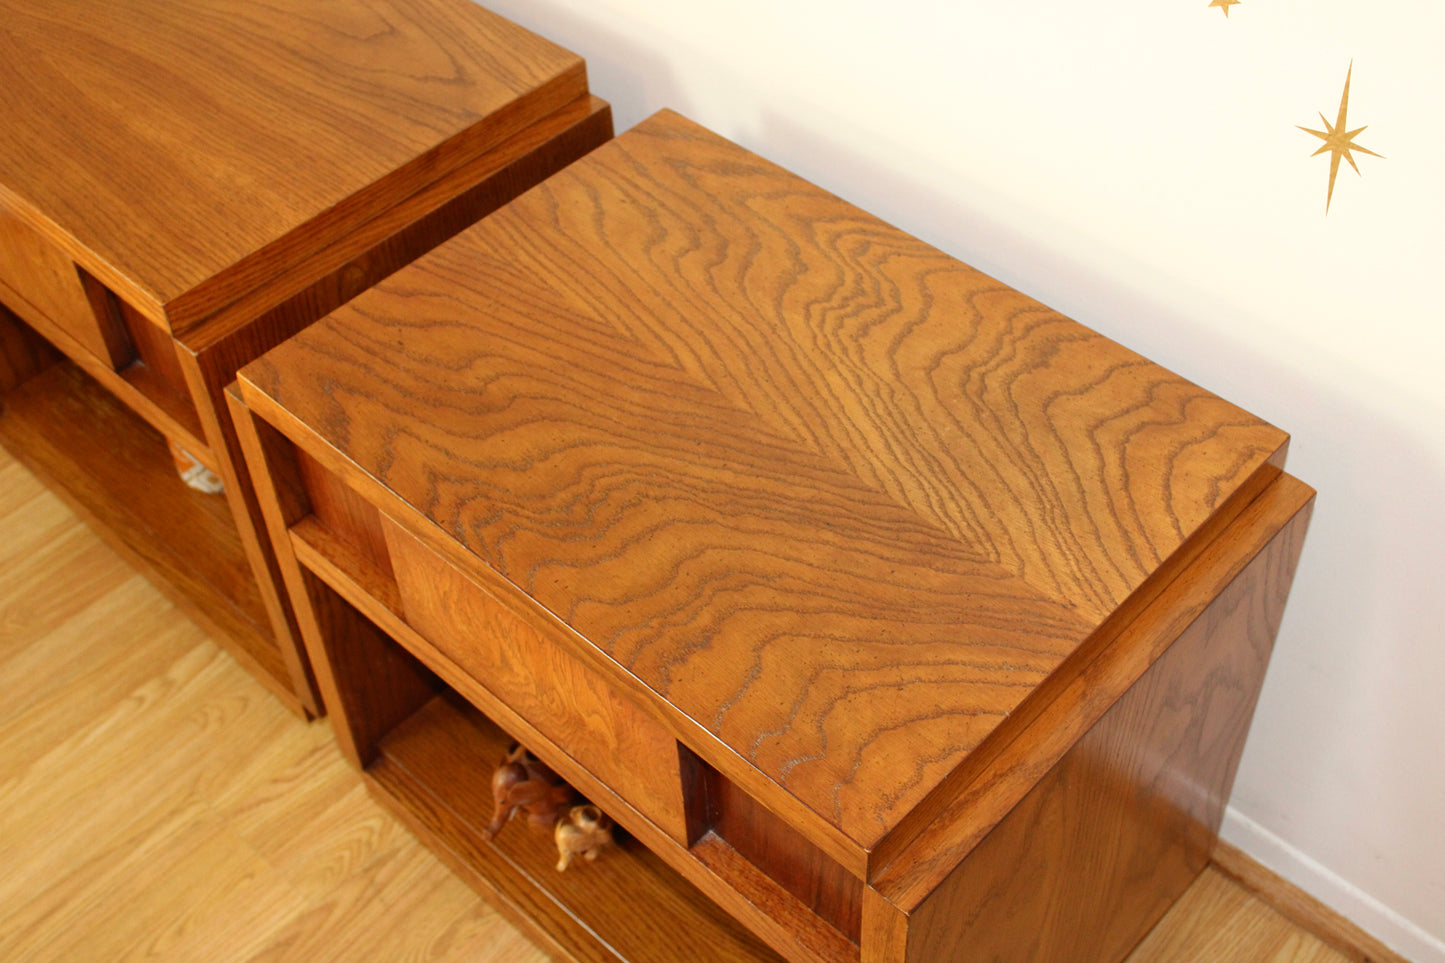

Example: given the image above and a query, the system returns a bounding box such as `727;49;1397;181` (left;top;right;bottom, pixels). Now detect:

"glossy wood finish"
0;0;612;713
296;449;396;582
238;112;1314;963
233;371;855;963
701;769;865;943
869;474;1317;911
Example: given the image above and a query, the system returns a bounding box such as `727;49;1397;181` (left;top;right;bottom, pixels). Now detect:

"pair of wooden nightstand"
0;6;1313;963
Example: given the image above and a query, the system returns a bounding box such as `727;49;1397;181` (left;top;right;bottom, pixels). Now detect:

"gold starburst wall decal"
1299;62;1383;213
1209;0;1240;17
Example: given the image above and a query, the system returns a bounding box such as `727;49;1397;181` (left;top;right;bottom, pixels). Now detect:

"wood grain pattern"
190;95;610;714
219;382;322;716
1129;867;1360;963
120;299;191;409
190;91;608;716
76;268;139;372
231;384;435;750
0;0;587;329
2;293;213;462
686;832;860;963
284;505;829;963
241;110;1290;856
870;474;1317;910
304;564;440;769
291;517;406;630
297;448;396;582
258;432;849;963
182;94;612;357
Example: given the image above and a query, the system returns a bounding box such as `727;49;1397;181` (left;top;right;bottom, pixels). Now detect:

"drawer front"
0;201;130;368
382;518;690;843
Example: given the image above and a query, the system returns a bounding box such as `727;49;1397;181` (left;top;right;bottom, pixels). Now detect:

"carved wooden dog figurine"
554;804;614;871
483;743;575;840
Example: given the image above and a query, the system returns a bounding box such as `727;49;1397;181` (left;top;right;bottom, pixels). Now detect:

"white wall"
483;1;1445;957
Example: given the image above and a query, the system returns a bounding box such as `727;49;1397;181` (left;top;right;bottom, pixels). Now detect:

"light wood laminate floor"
0;445;1355;962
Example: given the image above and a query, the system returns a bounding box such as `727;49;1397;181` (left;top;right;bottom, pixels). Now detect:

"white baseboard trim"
1221;807;1445;963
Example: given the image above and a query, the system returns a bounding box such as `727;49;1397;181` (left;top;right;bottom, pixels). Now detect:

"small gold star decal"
1299;62;1383;213
1209;0;1241;17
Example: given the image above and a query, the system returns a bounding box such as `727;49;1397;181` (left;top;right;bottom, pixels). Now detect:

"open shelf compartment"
371;691;783;963
0;357;291;702
278;449;856;963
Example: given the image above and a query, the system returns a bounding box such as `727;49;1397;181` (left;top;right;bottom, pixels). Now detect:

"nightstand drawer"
382;516;691;844
0;200;129;369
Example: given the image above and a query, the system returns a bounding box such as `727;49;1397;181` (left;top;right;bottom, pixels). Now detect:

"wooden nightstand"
234;111;1314;962
0;0;611;716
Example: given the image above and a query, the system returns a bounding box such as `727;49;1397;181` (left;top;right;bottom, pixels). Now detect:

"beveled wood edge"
240;347;1292;876
0;181;170;326
1211;842;1413;963
221;381;322;716
161;65;591;333
229;379;368;735
865;443;1291;874
238;370;1303;890
181;93;611;354
3;89;611;478
237;375;870;881
869;472;1317;908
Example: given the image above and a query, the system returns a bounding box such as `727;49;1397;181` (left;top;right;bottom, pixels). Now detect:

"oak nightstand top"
0;0;584;329
242;110;1289;851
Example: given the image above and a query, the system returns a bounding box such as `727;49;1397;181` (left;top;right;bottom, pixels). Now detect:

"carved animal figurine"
554;804;614;871
482;743;576;840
